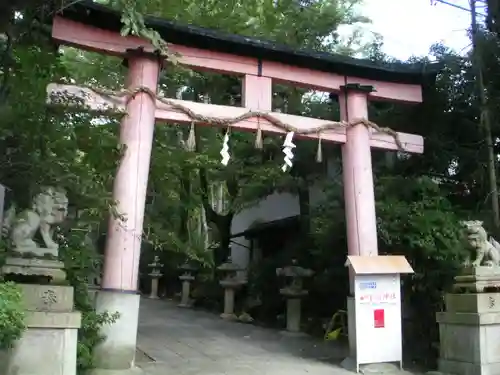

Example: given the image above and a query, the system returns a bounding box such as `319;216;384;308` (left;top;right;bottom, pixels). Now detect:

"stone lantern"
276;259;314;335
178;261;198;308
217;257;247;320
148;255;163;299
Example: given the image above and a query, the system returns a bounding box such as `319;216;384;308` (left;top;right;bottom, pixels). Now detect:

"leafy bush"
0;282;25;350
58;221;119;374
246;257;284;324
376;176;467;366
76;305;119;373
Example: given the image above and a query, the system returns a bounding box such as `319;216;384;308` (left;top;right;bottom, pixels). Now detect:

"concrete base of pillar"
220;313;238;321
346;297;357;361
92;291;141;372
279;330;307;338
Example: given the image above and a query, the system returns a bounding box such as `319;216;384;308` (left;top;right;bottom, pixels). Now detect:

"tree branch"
225;174;239;207
0;31;12;104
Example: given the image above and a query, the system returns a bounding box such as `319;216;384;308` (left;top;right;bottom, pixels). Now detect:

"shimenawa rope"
75;85;405;160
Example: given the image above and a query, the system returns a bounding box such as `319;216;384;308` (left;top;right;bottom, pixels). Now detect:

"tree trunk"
178;168;190;243
200;204;209;251
177;132;191;244
196;90;238;264
215;213;233;265
385;151;396;170
297;178;311;261
470;0;500;229
298;184;310;238
198;143;235;265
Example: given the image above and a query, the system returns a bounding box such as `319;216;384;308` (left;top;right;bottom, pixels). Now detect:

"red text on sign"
359;292;396;303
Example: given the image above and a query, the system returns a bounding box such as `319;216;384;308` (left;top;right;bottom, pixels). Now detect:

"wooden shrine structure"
46;2;440;373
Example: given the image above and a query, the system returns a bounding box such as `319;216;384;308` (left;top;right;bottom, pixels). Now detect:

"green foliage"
245;257;286;324
76;308;119;373
376;175;468;269
191;272;224;311
0;282;25;350
59;214;120;374
115;0;170;56
140;0;372;52
376;176;467;365
0;41;120;374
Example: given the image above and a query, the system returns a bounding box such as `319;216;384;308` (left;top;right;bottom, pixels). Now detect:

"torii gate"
46;2;435;373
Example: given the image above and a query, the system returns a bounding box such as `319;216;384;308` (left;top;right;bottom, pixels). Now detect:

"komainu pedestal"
437;266;500;375
0;187;81;375
3;284;81;375
2;257;67;282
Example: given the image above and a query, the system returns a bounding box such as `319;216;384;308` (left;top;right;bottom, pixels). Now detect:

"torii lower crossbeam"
47;84;423;154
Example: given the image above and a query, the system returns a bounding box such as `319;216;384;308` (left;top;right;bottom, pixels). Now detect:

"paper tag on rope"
220;132;230;166
281;131;296;172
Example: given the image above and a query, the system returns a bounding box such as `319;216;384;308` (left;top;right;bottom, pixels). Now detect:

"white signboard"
354;273;402;366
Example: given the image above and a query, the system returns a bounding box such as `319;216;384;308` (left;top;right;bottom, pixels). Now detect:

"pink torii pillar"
93;50;161;372
339;84;378;260
339;84;379;363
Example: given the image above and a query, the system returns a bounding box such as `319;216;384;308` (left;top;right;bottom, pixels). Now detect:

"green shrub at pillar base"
0;281;26;349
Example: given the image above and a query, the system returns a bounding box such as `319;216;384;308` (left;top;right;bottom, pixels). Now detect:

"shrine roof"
230;216;300;239
55;2;441;85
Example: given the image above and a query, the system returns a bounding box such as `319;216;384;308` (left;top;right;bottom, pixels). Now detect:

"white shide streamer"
281;131;296;172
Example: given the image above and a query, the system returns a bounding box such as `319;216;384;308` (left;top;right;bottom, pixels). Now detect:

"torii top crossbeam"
52;2;438;103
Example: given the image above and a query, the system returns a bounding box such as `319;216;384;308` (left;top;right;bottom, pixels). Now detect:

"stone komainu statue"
461;220;500;267
2;186;68;256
